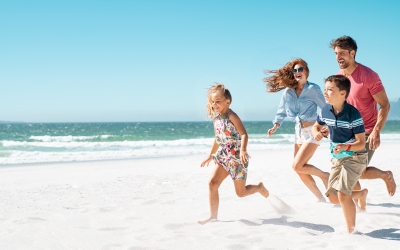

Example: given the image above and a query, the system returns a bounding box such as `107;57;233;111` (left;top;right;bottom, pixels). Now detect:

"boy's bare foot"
357;188;368;211
258;182;269;198
384;171;396;196
198;217;218;225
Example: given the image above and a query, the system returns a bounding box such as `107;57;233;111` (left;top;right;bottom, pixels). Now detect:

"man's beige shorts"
326;151;368;196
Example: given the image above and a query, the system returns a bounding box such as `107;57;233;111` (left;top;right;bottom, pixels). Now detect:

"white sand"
1;143;399;249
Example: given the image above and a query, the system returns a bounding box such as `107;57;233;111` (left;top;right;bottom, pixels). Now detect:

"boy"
312;75;368;233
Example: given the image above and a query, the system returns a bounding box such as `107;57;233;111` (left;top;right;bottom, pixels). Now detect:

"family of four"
198;36;396;234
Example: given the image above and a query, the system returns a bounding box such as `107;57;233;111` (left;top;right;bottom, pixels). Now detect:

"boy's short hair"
325;75;351;99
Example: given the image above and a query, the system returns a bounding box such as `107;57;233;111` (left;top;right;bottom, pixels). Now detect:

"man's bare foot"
198;217;217;225
316;196;326;203
258;182;269;198
384;171;396;196
357;188;368;212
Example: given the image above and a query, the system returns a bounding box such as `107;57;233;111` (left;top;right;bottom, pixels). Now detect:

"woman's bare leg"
292;143;329;201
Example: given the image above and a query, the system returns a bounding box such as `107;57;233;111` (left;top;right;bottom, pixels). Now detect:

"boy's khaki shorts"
326;151;368;196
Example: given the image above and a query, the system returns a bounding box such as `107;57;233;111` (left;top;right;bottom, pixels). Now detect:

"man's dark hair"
330;36;358;58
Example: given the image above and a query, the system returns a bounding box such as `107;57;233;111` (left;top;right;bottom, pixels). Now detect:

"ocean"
1;121;399;165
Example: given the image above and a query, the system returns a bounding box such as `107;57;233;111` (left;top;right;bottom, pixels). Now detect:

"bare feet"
258;182;269;198
356;188;368;212
198;217;218;225
384;171;396;196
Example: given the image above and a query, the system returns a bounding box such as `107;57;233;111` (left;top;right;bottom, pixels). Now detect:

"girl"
198;83;269;225
264;58;329;202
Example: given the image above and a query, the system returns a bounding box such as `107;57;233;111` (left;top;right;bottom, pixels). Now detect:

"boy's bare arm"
334;132;366;152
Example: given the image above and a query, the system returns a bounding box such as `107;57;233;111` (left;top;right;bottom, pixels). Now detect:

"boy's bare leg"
338;192;357;233
233;180;269;198
327;193;339;204
360;167;396;196
198;165;228;225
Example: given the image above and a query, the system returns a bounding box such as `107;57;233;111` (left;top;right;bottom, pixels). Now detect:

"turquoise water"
1;121;399;164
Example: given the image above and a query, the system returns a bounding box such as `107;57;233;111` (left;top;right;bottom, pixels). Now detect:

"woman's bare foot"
384;171;396;196
357;188;368;211
258;182;269;198
198;216;218;225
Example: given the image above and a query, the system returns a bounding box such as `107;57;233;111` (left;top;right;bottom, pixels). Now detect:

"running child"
312;75;368;233
198;83;269;225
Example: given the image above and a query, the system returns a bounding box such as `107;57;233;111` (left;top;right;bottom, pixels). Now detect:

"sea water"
1;121;399;164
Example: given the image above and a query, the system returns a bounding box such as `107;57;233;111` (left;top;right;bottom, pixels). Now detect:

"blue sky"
1;0;399;122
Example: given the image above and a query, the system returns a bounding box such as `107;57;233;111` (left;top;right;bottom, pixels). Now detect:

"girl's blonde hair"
263;58;310;92
206;83;232;119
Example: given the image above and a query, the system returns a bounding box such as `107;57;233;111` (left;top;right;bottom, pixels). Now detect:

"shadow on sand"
239;215;334;234
364;228;400;241
367;202;400;208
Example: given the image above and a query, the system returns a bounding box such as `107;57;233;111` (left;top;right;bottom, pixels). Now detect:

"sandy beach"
1;143;399;250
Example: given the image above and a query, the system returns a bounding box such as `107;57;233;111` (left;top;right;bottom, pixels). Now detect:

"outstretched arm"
200;138;219;167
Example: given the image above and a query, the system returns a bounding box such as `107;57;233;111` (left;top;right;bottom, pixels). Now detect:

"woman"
264;58;329;202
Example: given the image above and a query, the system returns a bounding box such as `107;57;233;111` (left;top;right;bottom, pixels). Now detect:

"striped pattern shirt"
317;101;365;144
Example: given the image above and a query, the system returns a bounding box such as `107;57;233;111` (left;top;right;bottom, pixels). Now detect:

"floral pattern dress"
212;112;248;180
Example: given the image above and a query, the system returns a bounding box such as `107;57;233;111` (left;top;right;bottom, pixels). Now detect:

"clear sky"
1;0;399;122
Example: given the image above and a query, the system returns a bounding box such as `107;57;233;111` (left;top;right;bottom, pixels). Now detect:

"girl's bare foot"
258;182;269;198
198;216;218;225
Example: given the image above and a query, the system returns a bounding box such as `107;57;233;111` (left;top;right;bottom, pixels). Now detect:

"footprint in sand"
141;200;158;205
100;244;123;250
99;207;119;213
97;227;128;231
13;217;46;224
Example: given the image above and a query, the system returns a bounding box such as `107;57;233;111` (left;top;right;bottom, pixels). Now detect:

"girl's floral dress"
212;111;247;180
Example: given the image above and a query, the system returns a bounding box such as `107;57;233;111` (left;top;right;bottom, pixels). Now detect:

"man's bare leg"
360;167;396;196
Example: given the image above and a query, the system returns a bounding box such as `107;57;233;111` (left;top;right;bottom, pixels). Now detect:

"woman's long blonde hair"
205;83;232;119
263;58;310;93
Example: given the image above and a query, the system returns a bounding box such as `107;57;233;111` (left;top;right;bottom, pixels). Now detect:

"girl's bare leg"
293;143;329;201
233;180;269;198
198;165;228;225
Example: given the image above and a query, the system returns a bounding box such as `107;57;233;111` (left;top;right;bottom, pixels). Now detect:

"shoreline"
1;140;398;168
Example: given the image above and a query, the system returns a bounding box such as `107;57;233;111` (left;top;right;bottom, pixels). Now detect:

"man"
330;35;396;196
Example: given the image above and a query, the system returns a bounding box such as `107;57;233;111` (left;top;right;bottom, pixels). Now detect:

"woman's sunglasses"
292;67;304;73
